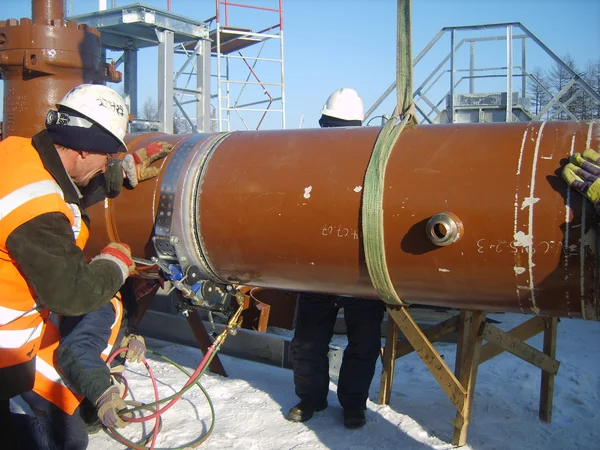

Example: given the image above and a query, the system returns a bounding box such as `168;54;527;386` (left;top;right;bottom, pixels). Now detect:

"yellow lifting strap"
361;0;417;306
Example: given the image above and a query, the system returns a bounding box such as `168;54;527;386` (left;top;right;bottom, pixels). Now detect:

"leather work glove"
96;386;130;429
119;334;146;363
103;159;124;198
92;242;136;283
122;141;174;188
562;148;600;213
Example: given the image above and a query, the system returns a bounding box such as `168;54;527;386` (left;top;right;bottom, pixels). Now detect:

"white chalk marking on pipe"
514;128;530;313
514;267;526;275
516;129;528;176
521;197;539;210
527;121;547;313
513;231;532;247
438;268;450;273
586;119;596;148
353;186;362;193
303;186;312;199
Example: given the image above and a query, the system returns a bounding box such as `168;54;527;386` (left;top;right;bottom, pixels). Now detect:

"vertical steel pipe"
32;0;64;24
86;121;600;320
1;0;117;139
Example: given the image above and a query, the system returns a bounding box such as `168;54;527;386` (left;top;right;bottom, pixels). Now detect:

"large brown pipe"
86;121;600;320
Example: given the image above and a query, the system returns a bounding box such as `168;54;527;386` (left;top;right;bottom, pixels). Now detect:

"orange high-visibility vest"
32;295;124;415
0;136;89;368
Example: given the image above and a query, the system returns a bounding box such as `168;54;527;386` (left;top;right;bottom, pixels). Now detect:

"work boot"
286;399;328;423
343;408;366;429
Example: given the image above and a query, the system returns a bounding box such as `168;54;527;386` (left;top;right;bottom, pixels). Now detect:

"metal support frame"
158;29;175;134
123;48;138;117
197;40;212;132
212;0;285;131
365;22;600;125
69;4;211;133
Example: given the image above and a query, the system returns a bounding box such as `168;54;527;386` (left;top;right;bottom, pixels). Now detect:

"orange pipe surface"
85;121;600;320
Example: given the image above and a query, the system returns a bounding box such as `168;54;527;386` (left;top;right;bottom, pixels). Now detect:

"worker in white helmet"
0;84;171;449
318;87;364;128
287;88;385;430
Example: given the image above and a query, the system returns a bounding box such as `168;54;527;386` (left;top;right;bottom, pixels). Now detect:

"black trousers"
15;391;89;450
290;293;385;410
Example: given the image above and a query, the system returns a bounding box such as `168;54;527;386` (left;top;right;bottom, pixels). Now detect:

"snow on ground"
87;313;600;450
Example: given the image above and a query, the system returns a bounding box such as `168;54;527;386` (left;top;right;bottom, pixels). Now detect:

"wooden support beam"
454;310;471;381
479;316;546;364
394;315;459;360
378;311;399;405
540;317;559;422
481;323;560;375
388;307;467;412
452;311;486;446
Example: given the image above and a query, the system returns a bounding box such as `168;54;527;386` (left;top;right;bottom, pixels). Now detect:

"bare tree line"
528;55;600;120
138;98;217;133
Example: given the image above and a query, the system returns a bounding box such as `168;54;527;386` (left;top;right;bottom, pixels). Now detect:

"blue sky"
1;0;599;129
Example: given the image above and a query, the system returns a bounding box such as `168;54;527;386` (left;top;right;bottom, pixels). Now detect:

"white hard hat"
57;84;129;149
320;88;364;121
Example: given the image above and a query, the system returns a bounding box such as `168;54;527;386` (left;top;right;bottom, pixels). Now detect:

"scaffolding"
365;22;600;125
69;4;211;133
207;0;285;131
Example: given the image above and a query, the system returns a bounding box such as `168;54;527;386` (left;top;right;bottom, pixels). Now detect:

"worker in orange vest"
16;288;146;449
0;84;170;448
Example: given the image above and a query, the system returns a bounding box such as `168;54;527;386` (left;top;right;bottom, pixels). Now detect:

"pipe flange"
425;212;464;247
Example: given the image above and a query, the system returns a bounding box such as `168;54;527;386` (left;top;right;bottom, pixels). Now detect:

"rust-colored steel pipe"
0;0;118;139
32;0;64;24
86;121;600;320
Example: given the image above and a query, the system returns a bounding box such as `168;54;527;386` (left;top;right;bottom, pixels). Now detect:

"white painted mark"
513;231;532;247
526;121;547;313
586;120;596;149
514;267;526;275
353;186;362;193
516;129;529;176
521;197;540;210
438;268;450;273
303;186;312;199
514;127;530;314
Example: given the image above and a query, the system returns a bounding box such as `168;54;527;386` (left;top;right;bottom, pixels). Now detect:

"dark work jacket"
0;130;123;400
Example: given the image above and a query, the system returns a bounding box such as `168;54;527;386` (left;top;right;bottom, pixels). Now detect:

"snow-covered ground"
82;312;599;449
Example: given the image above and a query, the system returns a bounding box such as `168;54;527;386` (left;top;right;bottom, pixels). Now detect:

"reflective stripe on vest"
0;321;43;349
32;295;124;415
0;305;37;326
0;136;88;369
101;298;122;358
0;180;64;220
